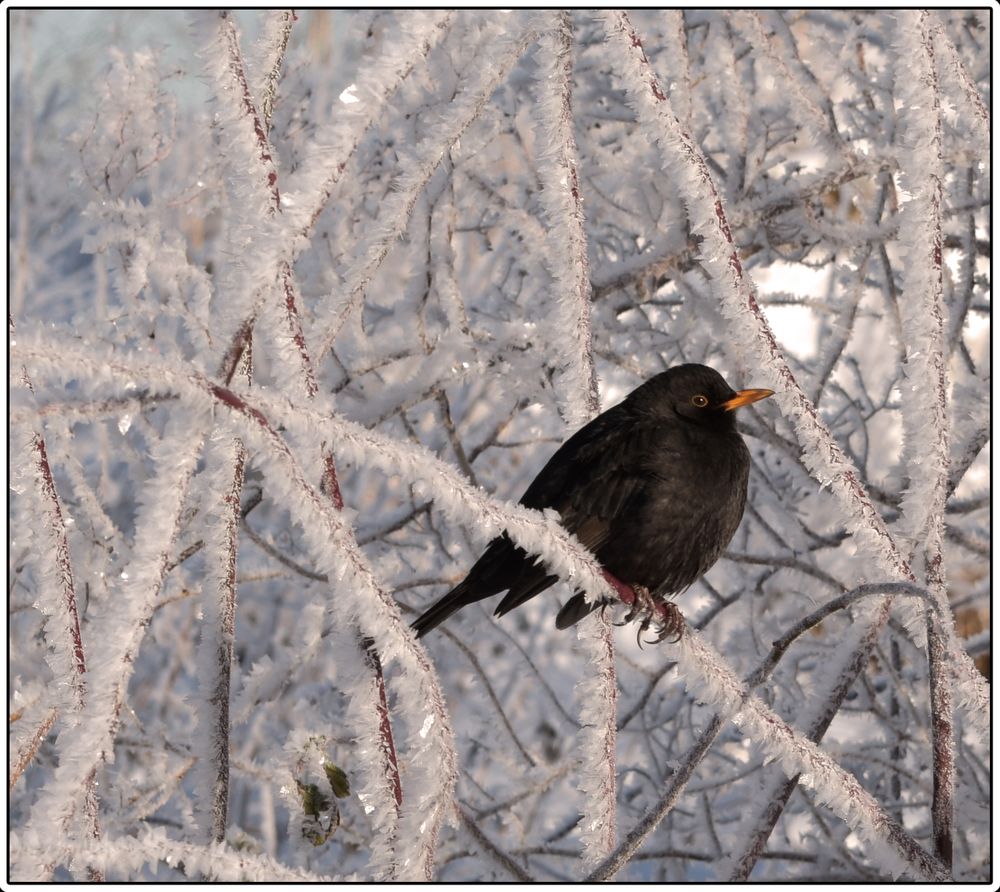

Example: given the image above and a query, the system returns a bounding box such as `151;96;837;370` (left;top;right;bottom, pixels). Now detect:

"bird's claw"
613;584;684;646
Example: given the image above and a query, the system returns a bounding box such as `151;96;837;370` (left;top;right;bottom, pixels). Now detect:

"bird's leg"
601;570;685;643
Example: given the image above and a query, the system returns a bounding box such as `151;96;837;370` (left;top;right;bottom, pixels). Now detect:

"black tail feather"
411;580;474;638
554;591;607;629
493;572;558;618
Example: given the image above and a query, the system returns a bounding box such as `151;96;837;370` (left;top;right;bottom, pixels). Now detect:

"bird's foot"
600;570;684;644
649;598;685;645
616;584;685;646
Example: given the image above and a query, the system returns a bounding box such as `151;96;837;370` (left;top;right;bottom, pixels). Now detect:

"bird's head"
631;363;774;432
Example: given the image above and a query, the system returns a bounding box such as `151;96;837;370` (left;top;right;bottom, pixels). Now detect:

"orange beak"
720;388;774;411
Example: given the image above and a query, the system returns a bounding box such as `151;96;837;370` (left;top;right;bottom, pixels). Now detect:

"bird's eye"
691;394;709;408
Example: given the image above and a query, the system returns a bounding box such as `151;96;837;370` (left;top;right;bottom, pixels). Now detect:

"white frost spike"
418;713;435;739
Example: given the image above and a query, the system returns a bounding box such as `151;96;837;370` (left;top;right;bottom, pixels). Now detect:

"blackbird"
411;364;773;639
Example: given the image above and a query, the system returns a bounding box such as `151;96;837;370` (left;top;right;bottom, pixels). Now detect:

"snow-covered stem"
895;9;950;553
9;707;59;793
361;637;403;811
894;12;954;867
574;612;617;869
252;9;296;133
24;432;87;703
13;345;86;701
929;13;989;155
532;11;600;426
215;11;280;213
11;827;339;882
193;435;247;843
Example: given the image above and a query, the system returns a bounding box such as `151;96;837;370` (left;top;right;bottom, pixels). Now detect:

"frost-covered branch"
9;706;59;793
17;413;206;879
252;9;295;133
533;12;599;426
12;827;338;882
893;12;956;867
675;630;951;881
575;614;617;869
193;435;246;843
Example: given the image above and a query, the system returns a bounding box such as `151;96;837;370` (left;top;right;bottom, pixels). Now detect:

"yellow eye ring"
691;394;709;408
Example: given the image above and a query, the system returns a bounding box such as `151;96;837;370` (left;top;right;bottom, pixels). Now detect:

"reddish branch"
10;707;59;792
362;640;404;810
206;444;247;844
321;452;345;512
219;11;279;210
902;12;953;870
32;435;87;693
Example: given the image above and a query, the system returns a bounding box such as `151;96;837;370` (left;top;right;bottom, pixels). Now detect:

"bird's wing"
541;419;680;628
519;406;656;530
496;416;666;620
550;418;665;546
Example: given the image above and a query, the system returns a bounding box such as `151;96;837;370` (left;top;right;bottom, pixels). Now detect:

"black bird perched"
411;364;773;640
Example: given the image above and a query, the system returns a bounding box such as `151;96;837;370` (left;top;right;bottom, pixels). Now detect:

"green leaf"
295;779;331;818
325;763;350;799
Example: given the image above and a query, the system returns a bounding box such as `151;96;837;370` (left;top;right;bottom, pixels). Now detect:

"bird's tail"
411;580;474;638
554;591;607;629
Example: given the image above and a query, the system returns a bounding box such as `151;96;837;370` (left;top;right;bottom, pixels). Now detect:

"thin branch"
456;805;533;881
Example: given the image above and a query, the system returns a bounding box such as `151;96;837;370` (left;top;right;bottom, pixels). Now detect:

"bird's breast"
598;430;750;594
